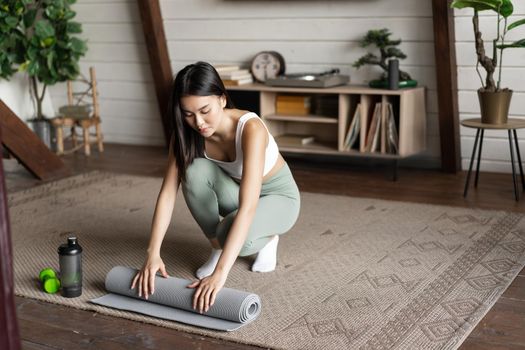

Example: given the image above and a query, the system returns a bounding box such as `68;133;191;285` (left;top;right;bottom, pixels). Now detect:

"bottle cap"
58;236;83;255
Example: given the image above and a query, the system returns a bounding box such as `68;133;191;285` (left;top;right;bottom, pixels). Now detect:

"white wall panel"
164;18;434;41
160;0;432;19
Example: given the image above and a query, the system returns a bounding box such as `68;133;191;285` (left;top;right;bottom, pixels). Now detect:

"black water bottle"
58;236;83;298
388;59;399;90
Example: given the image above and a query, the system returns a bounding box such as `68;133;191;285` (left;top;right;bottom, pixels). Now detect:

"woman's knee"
182;158;217;191
186;158;216;180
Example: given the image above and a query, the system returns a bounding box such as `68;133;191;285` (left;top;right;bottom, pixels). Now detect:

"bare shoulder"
242;118;267;152
230;108;254;119
243;116;265;135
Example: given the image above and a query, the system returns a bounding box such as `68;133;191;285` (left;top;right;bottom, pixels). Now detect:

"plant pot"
478;90;513;125
28;118;57;151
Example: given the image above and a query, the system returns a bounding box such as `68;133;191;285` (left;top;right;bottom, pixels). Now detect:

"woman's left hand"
187;271;227;313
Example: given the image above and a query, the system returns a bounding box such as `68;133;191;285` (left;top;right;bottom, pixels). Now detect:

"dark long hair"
168;61;235;182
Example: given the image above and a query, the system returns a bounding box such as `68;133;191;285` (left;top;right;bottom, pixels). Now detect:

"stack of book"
214;65;253;86
275;94;311;115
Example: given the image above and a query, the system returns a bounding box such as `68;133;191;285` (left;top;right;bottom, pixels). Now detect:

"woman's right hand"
130;254;169;299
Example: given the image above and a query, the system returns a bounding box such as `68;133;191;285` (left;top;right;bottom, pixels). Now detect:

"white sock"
251;235;279;272
196;248;222;279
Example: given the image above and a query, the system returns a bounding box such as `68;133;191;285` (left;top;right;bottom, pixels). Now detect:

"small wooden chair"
51;67;103;156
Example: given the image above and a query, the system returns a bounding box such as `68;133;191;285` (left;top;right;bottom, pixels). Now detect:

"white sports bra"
204;112;279;180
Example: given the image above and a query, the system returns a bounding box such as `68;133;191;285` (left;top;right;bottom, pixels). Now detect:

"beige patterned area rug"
8;172;525;350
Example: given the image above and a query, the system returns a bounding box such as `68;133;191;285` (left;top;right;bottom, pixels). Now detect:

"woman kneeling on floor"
131;61;301;313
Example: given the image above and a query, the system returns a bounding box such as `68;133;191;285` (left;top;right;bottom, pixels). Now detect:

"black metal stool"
461;118;525;201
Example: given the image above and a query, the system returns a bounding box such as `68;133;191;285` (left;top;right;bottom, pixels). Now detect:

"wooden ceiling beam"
137;0;173;146
0;100;69;180
432;0;461;173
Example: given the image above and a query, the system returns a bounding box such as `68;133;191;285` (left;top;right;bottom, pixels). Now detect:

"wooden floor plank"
6;143;525;349
465;298;525;347
21;340;58;350
15;297;264;350
460;339;525;350
501;275;525;301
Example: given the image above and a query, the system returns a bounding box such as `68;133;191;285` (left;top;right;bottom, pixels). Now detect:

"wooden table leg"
96;123;104;152
56;125;64;155
464;128;480;198
474;129;484;188
508;130;519;201
512;129;525;190
83;127;90;156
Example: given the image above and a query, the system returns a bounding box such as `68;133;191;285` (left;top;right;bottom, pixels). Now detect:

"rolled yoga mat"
90;266;262;331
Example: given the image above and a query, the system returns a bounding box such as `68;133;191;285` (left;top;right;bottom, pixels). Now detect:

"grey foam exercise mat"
90;266;262;331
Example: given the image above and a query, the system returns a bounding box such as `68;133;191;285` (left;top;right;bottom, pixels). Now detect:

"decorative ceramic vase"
478;90;513;124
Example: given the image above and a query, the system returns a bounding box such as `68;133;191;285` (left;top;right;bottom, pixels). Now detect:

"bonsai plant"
0;0;87;145
353;28;417;89
451;0;525;124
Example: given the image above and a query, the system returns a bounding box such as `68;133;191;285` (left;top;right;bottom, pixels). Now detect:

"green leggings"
181;158;300;256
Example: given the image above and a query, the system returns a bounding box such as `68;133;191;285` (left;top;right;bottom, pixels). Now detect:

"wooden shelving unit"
227;83;426;159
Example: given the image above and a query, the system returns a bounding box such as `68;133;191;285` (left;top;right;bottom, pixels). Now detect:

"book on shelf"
275;110;310;116
386;102;399;154
214;64;253;85
365;103;381;153
360;101;375;152
275;105;311;115
214;64;240;74
220;70;251;80
380;102;387;153
276;97;311;107
370;114;381;152
276;95;311;115
275;134;316;147
276;94;311;102
276;100;311;108
222;77;253;86
343;104;360;150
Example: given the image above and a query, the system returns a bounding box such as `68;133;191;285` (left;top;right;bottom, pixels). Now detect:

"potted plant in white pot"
451;0;525;124
0;0;87;147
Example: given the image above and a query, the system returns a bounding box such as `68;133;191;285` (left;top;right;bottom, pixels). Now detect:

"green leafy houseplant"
451;0;524;91
451;0;525;123
353;28;416;88
0;0;87;120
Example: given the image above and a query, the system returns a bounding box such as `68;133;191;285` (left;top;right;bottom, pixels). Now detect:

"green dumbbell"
39;268;61;294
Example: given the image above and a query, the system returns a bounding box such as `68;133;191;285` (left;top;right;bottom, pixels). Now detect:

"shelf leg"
509;130;519;201
391;159;398;182
512;129;525;190
464;128;480;198
474;129;484;188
